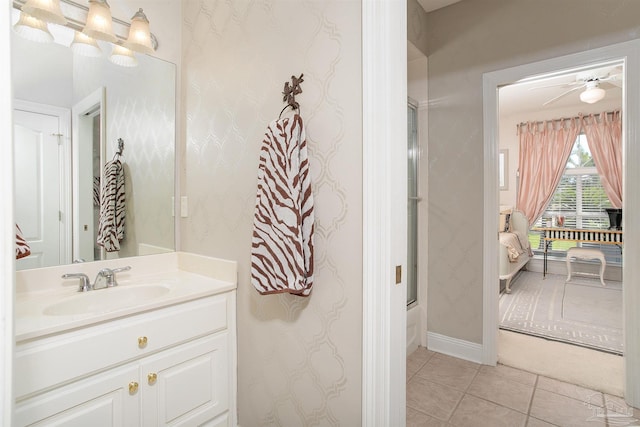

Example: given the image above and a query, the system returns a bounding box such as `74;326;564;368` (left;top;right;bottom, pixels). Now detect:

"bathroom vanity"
13;252;237;427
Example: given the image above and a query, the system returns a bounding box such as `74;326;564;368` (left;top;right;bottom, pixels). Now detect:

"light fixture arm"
12;0;158;50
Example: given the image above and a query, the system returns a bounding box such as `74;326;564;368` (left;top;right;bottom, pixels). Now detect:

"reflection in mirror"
11;13;176;270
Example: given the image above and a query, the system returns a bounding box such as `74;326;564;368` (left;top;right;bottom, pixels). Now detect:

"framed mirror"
11;11;176;270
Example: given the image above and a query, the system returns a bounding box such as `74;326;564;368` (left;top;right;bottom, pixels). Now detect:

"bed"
499;209;533;293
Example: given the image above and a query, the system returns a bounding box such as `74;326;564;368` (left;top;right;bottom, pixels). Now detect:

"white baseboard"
426;332;483;364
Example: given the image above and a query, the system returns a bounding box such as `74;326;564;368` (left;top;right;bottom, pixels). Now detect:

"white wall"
426;0;640;345
181;1;363;425
1;2;14;424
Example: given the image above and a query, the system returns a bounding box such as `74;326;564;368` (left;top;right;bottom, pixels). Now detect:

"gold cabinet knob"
147;372;157;385
128;381;139;395
138;336;148;348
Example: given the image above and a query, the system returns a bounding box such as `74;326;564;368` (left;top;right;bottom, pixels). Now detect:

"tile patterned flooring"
407;347;640;427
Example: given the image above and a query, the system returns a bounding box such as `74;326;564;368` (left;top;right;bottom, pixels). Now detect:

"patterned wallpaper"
181;1;362;425
425;0;640;344
74;54;176;259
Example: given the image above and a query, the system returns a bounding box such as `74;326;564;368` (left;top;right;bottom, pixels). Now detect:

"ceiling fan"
530;67;622;106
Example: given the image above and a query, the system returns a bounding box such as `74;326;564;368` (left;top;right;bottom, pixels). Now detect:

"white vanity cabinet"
14;291;236;427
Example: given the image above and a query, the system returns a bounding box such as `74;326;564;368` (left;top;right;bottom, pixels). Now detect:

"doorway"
72;88;105;263
482;40;640;408
497;63;624;356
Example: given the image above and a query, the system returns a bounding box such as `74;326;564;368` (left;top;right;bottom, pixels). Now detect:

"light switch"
180;196;188;217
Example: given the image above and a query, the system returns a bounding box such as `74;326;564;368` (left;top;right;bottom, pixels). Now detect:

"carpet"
499;271;623;355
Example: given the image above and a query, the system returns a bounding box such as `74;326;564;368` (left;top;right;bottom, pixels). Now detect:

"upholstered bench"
565;247;606;286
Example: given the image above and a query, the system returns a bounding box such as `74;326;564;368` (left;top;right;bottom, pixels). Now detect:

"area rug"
499;271;623;354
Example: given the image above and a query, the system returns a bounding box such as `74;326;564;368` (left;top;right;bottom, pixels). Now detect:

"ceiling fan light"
70;31;102;57
83;0;117;43
109;45;138;67
123;9;154;54
580;86;606;104
21;0;67;25
13;11;54;44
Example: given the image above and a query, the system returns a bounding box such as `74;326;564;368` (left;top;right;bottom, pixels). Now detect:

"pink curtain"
516;118;580;225
583;111;622;208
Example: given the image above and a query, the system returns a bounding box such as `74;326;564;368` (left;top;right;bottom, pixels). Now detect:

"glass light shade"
70;31;102;57
83;0;117;43
22;0;67;25
13;11;54;44
123;8;154;54
580;87;606;104
109;45;138;67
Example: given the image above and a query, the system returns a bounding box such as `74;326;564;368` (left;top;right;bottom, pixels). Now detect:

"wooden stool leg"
565;254;573;283
599;256;606;287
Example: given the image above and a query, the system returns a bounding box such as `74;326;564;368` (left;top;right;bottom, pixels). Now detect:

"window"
530;134;621;264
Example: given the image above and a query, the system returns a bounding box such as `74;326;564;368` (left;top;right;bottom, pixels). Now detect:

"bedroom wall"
425;0;640;345
181;1;363;425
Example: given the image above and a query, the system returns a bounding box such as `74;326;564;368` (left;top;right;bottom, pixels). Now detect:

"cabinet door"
14;365;140;427
140;333;229;427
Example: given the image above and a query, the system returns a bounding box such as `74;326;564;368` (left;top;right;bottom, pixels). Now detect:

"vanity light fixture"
579;81;606;104
70;31;102;57
13;11;54;44
109;44;138;67
123;8;154;55
21;0;67;25
83;0;117;43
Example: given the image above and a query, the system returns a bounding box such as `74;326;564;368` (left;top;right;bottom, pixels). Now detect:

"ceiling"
417;0;462;13
499;63;623;117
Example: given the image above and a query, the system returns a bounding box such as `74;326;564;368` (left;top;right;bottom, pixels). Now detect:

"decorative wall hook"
116;138;124;156
282;73;304;109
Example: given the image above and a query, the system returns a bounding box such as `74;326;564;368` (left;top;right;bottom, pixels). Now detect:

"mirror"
11;13;176;270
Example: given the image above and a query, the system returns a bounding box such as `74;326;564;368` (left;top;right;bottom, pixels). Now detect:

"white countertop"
15;252;237;342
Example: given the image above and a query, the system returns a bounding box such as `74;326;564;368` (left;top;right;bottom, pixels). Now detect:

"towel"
97;158;125;252
251;114;315;296
15;223;31;260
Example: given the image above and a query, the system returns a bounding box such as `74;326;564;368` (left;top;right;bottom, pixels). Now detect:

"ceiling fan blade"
601;73;623;87
528;81;582;91
542;85;584;106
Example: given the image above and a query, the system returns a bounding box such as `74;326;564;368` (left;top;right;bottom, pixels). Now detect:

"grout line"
527;374;539;416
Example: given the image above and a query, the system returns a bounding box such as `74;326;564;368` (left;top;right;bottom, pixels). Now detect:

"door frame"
362;0;407;425
482;39;640;407
72;88;106;262
13;99;72;267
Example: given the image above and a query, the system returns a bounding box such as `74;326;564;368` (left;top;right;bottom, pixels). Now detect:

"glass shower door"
407;102;419;306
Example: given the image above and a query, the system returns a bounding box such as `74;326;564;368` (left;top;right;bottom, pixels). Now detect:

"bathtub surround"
181;1;362;425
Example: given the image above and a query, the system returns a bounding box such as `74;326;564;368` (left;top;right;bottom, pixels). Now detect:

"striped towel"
97;158;125;252
251;114;315;296
15;223;31;259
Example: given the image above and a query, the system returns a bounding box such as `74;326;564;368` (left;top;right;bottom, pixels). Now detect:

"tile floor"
407;346;640;427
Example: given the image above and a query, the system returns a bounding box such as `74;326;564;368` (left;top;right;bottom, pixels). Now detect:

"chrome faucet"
93;266;131;290
62;266;131;292
61;273;92;292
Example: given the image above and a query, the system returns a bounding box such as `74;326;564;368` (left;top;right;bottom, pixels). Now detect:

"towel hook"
279;73;304;119
115;138;124;157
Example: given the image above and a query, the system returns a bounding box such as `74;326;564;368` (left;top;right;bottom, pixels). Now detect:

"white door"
13;108;64;269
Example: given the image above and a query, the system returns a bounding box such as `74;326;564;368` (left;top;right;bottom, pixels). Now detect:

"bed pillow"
499;212;511;232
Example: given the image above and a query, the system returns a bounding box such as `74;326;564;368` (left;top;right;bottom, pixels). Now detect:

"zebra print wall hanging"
97;139;126;252
251;75;315;296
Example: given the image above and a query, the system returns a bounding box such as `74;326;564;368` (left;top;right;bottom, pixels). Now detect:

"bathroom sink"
43;284;171;316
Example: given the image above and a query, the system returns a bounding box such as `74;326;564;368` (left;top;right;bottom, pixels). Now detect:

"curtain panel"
582;111;623;209
516;118;580;225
